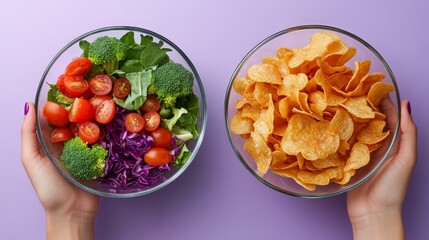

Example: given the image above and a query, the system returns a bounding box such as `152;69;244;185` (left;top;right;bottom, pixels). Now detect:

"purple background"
1;0;427;239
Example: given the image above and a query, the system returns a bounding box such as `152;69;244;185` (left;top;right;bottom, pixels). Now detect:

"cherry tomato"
69;98;95;123
56;74;74;98
51;127;74;143
43;101;70;127
144;148;173;166
82;88;94;100
151;128;172;148
143;111;161;131
140;95;160;112
78;122;100;144
113;77;131;99
89;74;112;96
89;95;113;110
124;113;145;133
95;99;116;124
65;57;92;76
63;75;89;97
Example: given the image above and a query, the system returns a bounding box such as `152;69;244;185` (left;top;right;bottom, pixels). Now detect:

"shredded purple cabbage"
98;107;173;191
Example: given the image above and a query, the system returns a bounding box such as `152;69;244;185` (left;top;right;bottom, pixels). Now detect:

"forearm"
46;211;96;240
350;210;405;240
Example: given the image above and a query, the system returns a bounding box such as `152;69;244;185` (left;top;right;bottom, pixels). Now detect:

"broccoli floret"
87;36;127;74
159;104;172;118
148;62;194;109
60;137;108;180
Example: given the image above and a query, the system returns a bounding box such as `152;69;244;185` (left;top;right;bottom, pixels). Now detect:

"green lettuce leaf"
113;70;152;110
173;144;191;167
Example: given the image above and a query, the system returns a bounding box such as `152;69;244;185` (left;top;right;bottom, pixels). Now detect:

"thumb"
21;102;46;168
394;100;417;173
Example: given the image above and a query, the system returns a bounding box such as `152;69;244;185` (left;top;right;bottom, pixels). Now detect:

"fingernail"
407;101;412;115
24;102;29;116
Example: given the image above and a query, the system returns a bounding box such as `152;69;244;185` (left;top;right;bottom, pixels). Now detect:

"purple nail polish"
407;101;412;115
24;102;29;116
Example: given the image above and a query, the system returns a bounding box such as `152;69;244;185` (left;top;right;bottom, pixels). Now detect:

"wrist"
350;210;404;240
46;210;96;240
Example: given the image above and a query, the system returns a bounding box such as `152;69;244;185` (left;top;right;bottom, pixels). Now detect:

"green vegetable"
113;70;152;110
120;32;171;71
148;62;194;109
162;96;199;140
173;144;191;167
81;36;127;74
162;107;188;131
60;137;108;180
47;84;73;109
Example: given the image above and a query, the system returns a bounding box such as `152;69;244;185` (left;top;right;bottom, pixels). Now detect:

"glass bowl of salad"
35;26;207;198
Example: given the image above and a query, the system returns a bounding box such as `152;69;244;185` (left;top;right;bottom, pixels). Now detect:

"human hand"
346;99;417;240
21;102;98;240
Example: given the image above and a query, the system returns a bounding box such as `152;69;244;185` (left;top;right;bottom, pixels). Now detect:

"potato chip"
262;56;281;68
288;32;348;69
292;107;324;121
281;114;340;161
357;120;390;145
277;73;308;101
314;70;347;106
317;57;347;75
230;31;394;191
297;170;331;185
347;72;385;97
312;153;342;169
369;142;384;153
278;58;291;77
334;169;356;185
250;132;273;175
239;82;263;108
367;82;394;108
330;108;354;141
247;64;282;84
336;47;356;66
271;151;298;170
345;60;371;91
329;69;353;90
230;112;254;135
272;167;316;191
344;142;370;172
233;77;252;95
272;119;288;137
253;94;275;141
276;47;293;59
338;140;351;156
241;104;261;121
277;96;298;120
309;91;327;115
340;97;375;119
304;161;319;171
298;92;311;112
297;153;305;169
254;82;278;106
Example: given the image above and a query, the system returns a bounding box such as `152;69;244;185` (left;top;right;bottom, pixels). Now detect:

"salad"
42;31;199;190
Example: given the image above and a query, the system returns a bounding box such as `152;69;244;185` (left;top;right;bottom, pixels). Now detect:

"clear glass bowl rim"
224;24;401;198
35;26;207;198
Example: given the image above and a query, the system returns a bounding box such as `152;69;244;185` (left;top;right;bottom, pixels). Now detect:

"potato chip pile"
230;32;394;191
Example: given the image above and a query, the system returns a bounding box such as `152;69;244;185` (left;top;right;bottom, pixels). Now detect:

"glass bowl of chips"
225;25;400;198
35;26;207;198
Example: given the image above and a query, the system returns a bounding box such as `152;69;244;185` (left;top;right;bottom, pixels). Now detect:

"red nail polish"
407;101;412;115
24;102;29;116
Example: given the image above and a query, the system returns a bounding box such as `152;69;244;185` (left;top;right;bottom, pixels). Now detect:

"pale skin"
347;99;417;240
21;100;416;239
21;102;98;240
